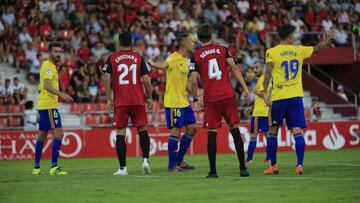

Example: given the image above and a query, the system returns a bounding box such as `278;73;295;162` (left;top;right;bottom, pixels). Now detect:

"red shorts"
113;105;147;128
204;96;240;129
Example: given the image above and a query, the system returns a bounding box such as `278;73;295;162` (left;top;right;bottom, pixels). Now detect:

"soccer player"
103;32;153;176
147;33;197;172
189;24;249;178
246;60;271;164
32;42;73;175
263;24;334;175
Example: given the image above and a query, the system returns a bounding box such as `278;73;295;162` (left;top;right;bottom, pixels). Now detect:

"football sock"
230;128;246;170
176;133;193;163
207;131;217;174
51;137;62;167
294;133;305;166
267;134;278;166
139;130;150;159
116;135;126;167
265;137;271;161
247;137;257;161
168;135;179;169
34;140;44;168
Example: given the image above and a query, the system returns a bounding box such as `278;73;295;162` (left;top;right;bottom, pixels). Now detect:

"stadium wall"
0;121;359;160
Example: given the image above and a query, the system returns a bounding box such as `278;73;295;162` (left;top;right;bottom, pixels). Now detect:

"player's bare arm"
146;58;169;70
141;74;153;110
253;89;264;98
190;72;199;101
263;62;273;106
313;28;335;53
226;57;249;97
103;72;113;112
44;79;73;102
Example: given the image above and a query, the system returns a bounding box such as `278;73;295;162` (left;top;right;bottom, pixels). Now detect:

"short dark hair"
176;32;189;47
13;77;18;81
119;32;132;47
48;42;62;51
197;24;213;43
279;24;296;40
25;101;34;110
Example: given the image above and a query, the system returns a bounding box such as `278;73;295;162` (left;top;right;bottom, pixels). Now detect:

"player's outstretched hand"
146;98;153;110
263;92;271;107
107;100;114;113
146;58;155;67
327;28;335;40
60;92;73;103
243;89;250;98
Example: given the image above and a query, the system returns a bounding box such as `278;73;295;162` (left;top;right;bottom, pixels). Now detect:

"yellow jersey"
265;45;313;101
252;75;270;117
38;60;59;110
164;52;190;108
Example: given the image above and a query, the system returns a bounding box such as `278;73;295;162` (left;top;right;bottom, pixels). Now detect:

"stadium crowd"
0;0;359;119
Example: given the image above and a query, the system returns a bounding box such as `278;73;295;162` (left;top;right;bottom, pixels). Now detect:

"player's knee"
250;133;257;139
116;128;126;136
38;131;48;142
292;127;302;135
268;125;279;135
137;125;147;132
170;128;181;137
186;125;197;137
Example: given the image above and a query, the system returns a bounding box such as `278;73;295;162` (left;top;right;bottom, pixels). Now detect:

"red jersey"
102;51;149;107
190;45;234;103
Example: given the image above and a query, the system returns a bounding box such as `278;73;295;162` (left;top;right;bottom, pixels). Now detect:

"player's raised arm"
43;79;73;102
226;57;249;97
313;28;335;53
146;58;169;70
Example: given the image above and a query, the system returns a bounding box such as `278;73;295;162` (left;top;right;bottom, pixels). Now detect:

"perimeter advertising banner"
0;121;359;160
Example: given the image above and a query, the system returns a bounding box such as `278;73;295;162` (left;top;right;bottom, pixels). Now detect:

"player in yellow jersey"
147;33;197;172
32;42;73;175
246;60;271;164
263;24;334;175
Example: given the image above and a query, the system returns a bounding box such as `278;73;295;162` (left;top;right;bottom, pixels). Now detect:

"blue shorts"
271;97;306;129
39;109;62;131
250;116;269;134
165;105;196;129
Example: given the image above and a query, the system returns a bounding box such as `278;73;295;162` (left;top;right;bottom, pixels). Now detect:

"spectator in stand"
1;6;16;27
24;100;38;131
338;8;350;24
290;15;305;43
39;18;52;39
0;78;5;105
13;77;27;104
334;24;349;46
28;53;41;84
337;85;348;101
88;76;99;103
77;40;91;65
4;78;15;104
311;97;322;121
91;42;109;63
322;15;333;32
237;0;250;14
52;4;65;28
18;27;33;47
203;1;219;27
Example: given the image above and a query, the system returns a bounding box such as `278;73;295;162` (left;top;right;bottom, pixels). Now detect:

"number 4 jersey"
265;45;313;101
102;51;149;107
190;45;235;103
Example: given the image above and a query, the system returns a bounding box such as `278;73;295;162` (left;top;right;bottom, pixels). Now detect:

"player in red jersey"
190;24;250;178
103;32;153;176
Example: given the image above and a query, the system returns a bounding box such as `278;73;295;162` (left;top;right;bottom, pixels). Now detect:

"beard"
51;55;61;63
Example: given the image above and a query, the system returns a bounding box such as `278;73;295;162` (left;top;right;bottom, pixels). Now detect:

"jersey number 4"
118;64;137;85
208;58;222;80
281;59;299;80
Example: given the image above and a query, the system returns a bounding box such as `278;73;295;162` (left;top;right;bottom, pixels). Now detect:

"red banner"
0;121;359;160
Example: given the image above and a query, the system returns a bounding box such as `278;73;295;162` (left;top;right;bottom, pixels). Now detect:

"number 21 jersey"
102;51;149;107
190;45;235;103
265;45;313;101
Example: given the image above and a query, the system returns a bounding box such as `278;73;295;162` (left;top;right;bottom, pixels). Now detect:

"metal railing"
305;64;358;107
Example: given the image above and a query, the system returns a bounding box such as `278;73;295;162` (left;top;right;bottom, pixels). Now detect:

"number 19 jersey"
102;51;149;107
190;45;234;103
265;45;313;101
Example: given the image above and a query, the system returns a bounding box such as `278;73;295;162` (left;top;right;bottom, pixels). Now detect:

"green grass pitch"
1;149;360;203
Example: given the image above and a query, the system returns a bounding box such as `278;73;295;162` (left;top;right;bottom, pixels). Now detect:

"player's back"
105;51;148;107
265;44;313;101
192;44;234;103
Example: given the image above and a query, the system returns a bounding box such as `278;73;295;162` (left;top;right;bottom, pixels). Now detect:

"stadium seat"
158;112;166;124
84;103;96;112
97;102;107;111
8;117;20;127
0;106;5;113
71;103;83;113
85;114;97;125
19;105;25;113
0;117;7;127
61;30;72;41
39;41;49;52
99;114;110;124
7;105;18;113
195;111;203;123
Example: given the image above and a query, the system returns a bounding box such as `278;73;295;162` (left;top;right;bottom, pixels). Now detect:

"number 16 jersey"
102;51;149;107
265;45;313;101
190;45;235;103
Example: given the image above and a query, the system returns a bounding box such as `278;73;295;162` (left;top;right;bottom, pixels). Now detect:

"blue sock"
265;139;271;161
34;141;44;168
176;133;193;163
267;135;278;166
168;135;179;169
294;134;305;166
247;138;257;161
51;137;62;167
